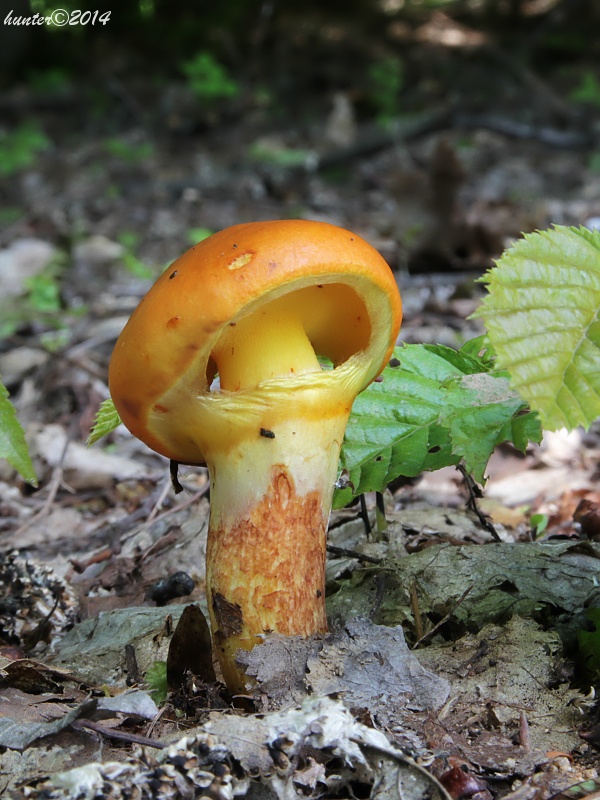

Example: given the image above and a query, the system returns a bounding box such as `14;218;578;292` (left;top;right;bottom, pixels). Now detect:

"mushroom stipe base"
204;413;345;692
209;466;328;691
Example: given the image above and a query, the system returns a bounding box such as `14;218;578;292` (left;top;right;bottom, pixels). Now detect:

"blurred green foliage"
187;227;214;245
0;208;23;226
117;231;156;280
181;52;239;103
0;253;74;344
25;273;62;314
569;71;600;107
588;152;600;174
367;56;405;124
27;67;71;93
248;140;313;169
2;0;598;140
104;137;154;163
0;122;51;177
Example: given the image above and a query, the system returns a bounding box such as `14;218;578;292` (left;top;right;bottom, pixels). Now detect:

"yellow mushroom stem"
205;413;345;691
203;296;354;691
211;296;323;391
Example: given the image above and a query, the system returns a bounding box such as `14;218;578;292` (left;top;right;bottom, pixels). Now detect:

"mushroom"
109;220;402;691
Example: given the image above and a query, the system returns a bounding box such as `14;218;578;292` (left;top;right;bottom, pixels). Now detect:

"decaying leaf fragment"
328;540;600;644
0;699;95;752
0;691;158;752
237;617;450;730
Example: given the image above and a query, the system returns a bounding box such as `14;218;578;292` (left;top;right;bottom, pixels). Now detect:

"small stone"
0;238;56;297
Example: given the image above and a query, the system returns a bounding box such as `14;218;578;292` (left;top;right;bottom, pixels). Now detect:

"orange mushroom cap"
109;219;401;464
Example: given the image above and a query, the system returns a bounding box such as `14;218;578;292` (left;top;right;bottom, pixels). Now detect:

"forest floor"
2;24;600;797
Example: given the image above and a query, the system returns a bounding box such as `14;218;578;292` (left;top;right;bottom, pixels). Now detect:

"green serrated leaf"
0;379;37;485
423;343;492;375
475;225;600;431
459;333;496;365
334;355;452;508
333;342;539;507
439;374;538;483
87;397;122;446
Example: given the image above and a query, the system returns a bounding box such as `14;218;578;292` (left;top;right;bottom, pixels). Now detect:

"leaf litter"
3;421;600;795
3;89;600;798
3;529;599;796
11;696;453;800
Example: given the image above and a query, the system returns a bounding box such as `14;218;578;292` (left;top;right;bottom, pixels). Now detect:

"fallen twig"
326;544;382;564
412;584;474;648
313;106;595;173
458;464;501;541
72;718;166;749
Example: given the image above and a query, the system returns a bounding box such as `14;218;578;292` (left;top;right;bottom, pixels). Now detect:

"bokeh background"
2;0;600;282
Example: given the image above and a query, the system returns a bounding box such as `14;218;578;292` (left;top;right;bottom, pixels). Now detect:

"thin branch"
412;584;474;648
72;718;166;749
458;464;501;541
326;545;382;564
